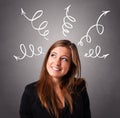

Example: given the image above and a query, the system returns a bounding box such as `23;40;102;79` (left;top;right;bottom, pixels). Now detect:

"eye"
61;57;69;62
50;53;56;57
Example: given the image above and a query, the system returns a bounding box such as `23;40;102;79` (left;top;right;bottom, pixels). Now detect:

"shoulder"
74;78;86;89
23;81;38;96
73;79;91;118
25;81;38;89
73;78;86;94
21;81;39;104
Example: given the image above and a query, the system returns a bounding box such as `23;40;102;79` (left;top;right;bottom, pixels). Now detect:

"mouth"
51;66;61;71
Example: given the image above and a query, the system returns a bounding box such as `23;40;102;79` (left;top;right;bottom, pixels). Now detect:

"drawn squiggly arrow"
84;45;110;59
78;10;110;46
62;5;76;36
21;8;49;40
13;44;44;61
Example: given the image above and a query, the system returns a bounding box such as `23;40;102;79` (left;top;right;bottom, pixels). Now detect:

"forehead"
51;46;71;57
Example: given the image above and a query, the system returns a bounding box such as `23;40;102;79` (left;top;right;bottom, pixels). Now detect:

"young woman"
20;39;91;118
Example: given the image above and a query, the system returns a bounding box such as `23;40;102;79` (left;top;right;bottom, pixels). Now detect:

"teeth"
52;67;60;71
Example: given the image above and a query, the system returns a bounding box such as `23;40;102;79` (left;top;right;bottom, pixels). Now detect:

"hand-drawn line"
13;44;44;61
78;10;110;46
62;5;76;36
21;8;49;40
84;45;109;59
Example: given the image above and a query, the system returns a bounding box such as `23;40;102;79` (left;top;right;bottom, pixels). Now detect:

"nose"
55;58;61;66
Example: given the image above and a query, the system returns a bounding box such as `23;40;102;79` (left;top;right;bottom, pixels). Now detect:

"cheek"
63;63;70;72
46;58;51;66
46;60;50;70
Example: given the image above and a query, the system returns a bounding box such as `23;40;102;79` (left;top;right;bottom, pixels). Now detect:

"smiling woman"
46;46;71;82
19;39;91;118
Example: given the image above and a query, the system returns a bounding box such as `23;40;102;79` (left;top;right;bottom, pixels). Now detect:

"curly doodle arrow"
78;10;110;46
21;8;49;40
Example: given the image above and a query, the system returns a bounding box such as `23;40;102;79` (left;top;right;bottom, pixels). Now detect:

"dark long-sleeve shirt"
20;81;91;118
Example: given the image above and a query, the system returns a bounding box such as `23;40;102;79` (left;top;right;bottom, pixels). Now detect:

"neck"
51;77;60;87
54;83;65;108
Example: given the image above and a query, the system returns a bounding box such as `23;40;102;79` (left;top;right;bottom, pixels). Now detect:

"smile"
51;66;61;71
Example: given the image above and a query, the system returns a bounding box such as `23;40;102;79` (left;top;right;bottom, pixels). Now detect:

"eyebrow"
51;51;70;59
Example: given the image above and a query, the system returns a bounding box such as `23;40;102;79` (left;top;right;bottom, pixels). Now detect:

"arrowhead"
13;55;18;61
103;54;110;59
102;10;110;16
21;8;26;15
65;4;71;10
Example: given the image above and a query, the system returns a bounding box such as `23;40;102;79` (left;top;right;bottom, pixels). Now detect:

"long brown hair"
37;39;82;118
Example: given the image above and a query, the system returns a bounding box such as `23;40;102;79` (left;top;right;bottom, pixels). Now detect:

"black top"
19;81;91;118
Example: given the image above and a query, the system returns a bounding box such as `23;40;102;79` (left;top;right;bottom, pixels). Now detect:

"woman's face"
46;46;71;82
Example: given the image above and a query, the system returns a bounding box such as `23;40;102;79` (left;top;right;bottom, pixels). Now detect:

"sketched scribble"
21;8;49;40
13;7;110;61
77;10;110;59
84;45;110;59
13;44;44;61
62;5;76;36
78;10;110;46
